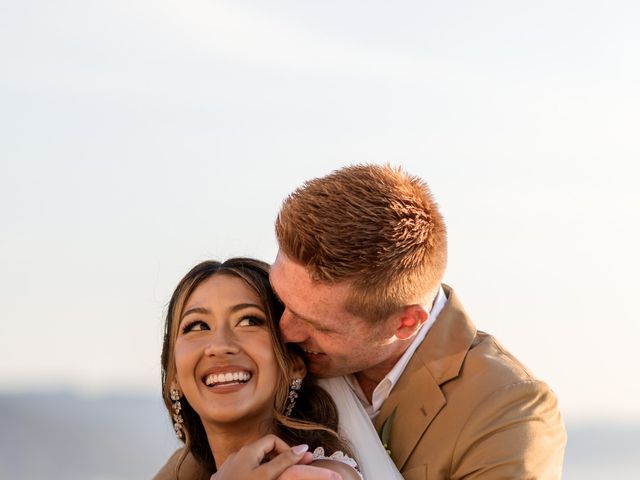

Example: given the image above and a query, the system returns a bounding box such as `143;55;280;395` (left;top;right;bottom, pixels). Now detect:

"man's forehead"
270;253;352;317
270;251;315;291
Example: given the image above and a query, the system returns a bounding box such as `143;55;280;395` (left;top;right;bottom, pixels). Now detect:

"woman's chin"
199;405;272;430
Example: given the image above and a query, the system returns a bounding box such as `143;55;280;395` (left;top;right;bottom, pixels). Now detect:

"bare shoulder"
311;459;362;480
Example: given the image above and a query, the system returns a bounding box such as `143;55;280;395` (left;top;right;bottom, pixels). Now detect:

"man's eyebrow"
286;306;325;329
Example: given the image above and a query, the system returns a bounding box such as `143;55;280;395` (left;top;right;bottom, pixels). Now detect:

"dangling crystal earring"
170;388;185;439
284;378;302;416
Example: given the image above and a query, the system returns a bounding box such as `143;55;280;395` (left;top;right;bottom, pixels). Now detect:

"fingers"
242;434;294;465
255;443;314;479
218;434;320;480
297;451;314;465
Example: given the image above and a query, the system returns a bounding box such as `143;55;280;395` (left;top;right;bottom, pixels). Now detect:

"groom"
156;164;566;479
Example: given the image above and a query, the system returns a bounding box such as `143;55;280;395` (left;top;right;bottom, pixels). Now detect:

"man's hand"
210;434;316;480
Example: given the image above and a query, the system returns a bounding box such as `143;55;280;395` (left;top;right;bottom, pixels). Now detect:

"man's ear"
394;305;429;340
288;350;308;380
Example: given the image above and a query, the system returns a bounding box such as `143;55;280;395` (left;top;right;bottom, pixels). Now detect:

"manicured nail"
291;444;309;455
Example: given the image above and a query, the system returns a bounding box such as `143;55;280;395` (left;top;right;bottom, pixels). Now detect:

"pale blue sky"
1;0;638;422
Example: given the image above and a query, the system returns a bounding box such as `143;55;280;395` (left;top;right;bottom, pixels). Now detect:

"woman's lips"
203;371;252;387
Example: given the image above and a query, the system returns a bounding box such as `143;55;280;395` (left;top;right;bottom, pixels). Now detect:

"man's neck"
354;373;380;403
353;341;410;402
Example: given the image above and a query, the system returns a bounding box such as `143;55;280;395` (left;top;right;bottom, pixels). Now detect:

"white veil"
318;377;404;480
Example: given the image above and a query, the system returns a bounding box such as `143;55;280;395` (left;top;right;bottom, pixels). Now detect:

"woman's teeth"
204;371;251;387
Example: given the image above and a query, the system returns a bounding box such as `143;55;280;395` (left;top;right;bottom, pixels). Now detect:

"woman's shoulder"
311;446;363;480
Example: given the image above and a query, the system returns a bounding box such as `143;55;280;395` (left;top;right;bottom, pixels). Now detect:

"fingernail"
291;444;309;455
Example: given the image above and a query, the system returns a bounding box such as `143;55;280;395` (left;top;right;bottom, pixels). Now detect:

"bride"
154;258;402;480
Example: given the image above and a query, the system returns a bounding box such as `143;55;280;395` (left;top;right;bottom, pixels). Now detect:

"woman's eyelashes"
236;315;266;327
180;315;266;334
181;319;209;334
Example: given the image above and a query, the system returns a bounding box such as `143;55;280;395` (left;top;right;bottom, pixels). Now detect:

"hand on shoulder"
211;434;314;479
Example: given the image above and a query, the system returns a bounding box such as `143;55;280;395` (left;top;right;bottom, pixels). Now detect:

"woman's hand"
210;434;341;480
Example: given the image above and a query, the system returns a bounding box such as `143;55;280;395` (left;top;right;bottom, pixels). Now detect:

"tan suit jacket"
372;286;566;479
154;286;566;480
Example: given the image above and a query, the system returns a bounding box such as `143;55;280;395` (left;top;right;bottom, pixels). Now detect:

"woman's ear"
288;350;307;380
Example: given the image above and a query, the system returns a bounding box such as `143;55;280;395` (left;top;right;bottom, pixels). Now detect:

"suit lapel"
375;286;477;470
375;357;446;470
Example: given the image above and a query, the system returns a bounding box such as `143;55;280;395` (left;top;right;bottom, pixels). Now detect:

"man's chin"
305;356;334;377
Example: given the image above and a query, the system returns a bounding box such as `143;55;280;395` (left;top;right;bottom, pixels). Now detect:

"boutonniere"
378;406;397;456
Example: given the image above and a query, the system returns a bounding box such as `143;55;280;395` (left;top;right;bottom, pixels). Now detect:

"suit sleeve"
152;448;210;480
450;380;566;480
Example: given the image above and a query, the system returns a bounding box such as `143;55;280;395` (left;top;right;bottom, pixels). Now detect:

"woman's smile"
203;369;252;388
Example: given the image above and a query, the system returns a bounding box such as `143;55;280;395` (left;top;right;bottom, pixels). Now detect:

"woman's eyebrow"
181;306;209;320
230;303;263;313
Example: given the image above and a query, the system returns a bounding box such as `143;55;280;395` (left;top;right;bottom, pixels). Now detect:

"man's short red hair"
275;164;447;322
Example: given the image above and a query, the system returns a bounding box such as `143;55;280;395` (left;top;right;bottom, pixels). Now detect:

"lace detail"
311;447;364;479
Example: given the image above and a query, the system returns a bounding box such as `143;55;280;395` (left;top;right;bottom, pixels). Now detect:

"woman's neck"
205;419;273;467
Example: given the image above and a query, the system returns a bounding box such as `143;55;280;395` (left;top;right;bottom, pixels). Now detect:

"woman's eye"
237;316;264;327
182;320;209;333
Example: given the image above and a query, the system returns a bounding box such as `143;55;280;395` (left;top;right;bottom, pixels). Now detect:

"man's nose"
279;309;307;344
203;327;240;356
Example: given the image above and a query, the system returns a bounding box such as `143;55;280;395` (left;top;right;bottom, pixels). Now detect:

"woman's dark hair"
160;258;353;475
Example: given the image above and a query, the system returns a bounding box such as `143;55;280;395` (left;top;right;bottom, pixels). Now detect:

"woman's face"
173;273;281;430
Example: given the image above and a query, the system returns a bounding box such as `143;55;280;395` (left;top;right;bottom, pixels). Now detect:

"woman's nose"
203;327;240;356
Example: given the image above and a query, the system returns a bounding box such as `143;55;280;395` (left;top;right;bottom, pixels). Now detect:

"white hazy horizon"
1;0;639;425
